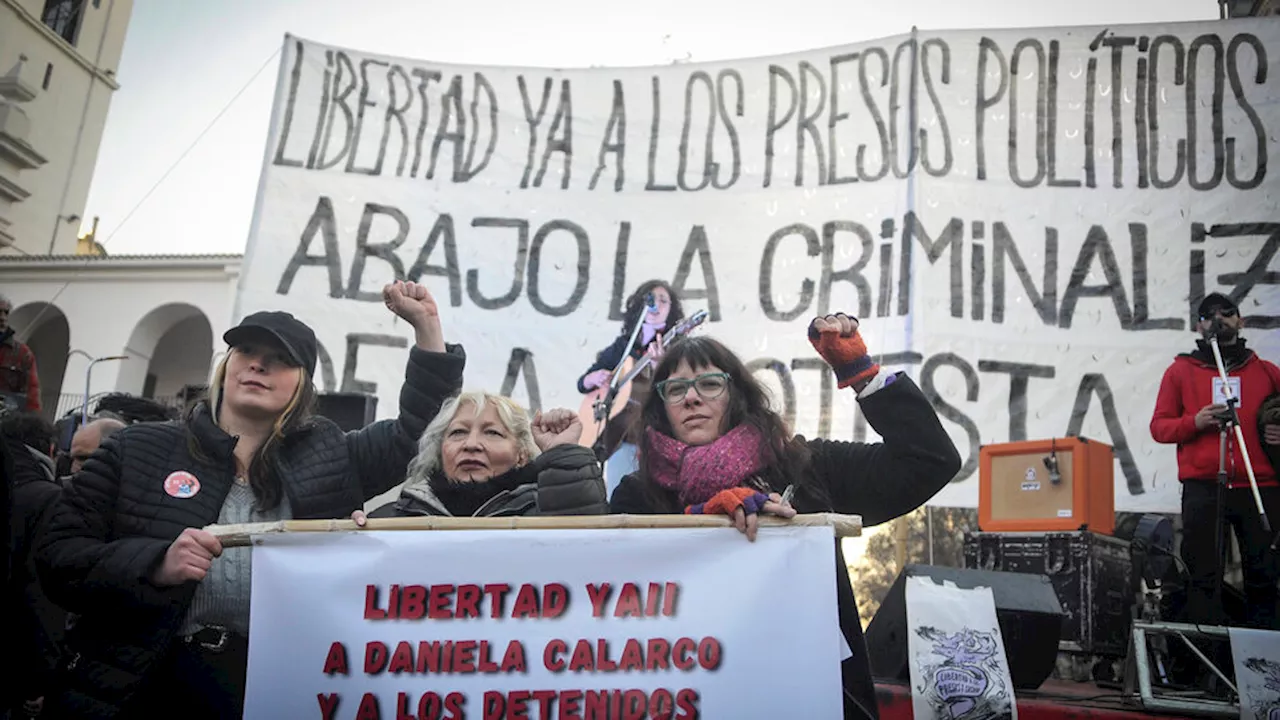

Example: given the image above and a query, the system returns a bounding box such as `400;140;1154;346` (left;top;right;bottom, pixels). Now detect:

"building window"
41;0;84;46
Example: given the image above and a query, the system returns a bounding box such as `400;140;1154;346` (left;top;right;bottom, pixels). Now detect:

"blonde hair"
199;350;314;509
404;391;540;487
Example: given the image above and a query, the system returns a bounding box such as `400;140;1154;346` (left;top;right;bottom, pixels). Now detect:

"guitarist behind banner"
577;281;684;493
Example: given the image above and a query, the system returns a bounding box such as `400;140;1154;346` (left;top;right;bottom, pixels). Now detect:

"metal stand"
1206;334;1271;537
1122;621;1238;718
590;311;649;462
1212;422;1231;624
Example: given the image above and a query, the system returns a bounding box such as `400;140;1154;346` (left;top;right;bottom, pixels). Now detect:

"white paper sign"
237;21;1280;514
1213;376;1243;406
906;576;1017;720
1229;626;1280;720
244;527;843;719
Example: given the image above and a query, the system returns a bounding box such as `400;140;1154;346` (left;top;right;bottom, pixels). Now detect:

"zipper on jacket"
473;490;513;517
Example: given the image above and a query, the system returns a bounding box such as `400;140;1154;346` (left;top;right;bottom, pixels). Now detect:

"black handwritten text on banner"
237;20;1280;513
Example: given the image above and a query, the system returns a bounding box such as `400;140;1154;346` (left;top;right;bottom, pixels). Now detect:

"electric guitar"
577;310;708;450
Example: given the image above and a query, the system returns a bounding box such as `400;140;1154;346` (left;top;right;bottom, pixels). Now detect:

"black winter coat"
34;344;464;718
610;373;961;720
6;438;67;703
369;444;608;518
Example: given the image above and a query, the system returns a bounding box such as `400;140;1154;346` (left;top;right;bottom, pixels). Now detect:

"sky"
81;0;1222;257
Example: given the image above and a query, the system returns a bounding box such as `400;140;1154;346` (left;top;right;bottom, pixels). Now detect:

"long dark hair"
187;351;319;511
633;336;825;511
619;280;684;350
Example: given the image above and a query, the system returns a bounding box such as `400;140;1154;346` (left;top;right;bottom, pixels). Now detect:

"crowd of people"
3;403;131;720
8;280;1277;719
1;280;962;719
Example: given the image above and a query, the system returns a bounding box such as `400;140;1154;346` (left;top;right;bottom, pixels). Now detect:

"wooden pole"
208;513;863;548
893;515;910;572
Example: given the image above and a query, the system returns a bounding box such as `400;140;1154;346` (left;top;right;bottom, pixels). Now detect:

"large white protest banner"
237;20;1280;513
243;527;843;718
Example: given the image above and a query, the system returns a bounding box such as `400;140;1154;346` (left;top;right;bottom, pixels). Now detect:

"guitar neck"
617;356;653;387
613;313;705;390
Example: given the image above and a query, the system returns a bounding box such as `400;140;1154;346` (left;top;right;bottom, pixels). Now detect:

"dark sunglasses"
1200;307;1238;320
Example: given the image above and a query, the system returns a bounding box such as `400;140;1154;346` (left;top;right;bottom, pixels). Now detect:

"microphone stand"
1204;327;1273;551
592;304;650;462
1211;398;1233;621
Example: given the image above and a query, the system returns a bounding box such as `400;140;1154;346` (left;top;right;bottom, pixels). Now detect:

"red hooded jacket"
1150;341;1280;488
0;331;40;412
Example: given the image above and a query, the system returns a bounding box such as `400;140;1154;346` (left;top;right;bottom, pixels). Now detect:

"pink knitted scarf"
644;424;766;506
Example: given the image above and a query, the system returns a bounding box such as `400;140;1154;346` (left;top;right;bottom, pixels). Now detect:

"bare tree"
849;507;980;624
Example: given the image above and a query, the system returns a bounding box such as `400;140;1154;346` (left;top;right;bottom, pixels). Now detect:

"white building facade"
0;253;240;419
0;0;133;254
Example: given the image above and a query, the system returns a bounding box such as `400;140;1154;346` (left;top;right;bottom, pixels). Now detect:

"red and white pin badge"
163;471;201;499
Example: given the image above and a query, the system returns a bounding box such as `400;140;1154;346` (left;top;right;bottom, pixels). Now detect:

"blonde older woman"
369;392;608;518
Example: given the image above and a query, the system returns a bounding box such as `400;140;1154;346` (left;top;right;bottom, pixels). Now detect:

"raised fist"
383;281;445;352
531;408;583;450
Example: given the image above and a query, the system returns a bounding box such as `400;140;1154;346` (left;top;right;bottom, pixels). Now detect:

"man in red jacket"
1151;293;1280;629
0;295;41;414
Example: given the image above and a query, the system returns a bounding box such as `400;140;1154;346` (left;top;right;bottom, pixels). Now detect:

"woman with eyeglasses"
609;313;961;720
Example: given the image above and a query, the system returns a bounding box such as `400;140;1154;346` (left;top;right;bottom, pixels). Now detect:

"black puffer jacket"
35;345;464;718
369;444;608;518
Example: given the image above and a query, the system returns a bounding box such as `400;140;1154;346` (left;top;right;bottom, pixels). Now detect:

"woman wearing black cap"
35;281;462;719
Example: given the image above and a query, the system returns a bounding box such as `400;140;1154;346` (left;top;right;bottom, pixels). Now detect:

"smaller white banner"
906;576;1017;720
1229;626;1280;720
244;527;843;718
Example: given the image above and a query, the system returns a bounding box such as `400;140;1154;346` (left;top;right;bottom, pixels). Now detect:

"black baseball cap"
223;311;317;377
1197;293;1237;318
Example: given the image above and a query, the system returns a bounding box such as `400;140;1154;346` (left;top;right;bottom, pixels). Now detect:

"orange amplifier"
978;437;1115;536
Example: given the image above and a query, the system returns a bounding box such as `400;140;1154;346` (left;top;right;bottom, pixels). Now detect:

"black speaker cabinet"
316;392;378;432
865;564;1064;690
964;530;1134;657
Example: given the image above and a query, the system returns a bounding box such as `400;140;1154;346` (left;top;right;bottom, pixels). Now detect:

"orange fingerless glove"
685;488;769;516
808;316;879;389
